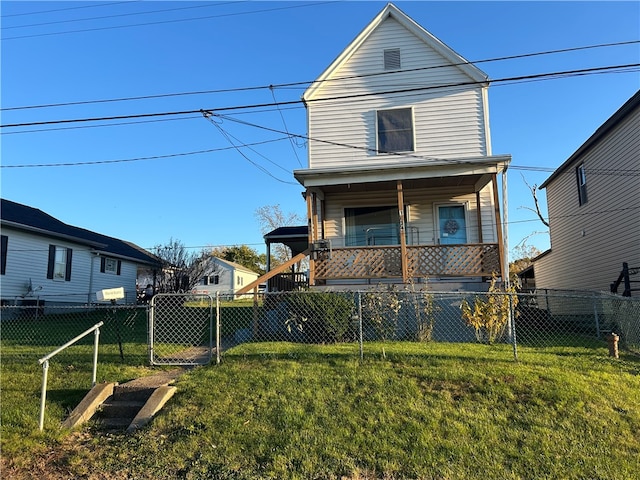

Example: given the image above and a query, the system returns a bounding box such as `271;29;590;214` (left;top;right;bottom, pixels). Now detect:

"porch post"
306;188;315;286
397;180;409;283
492;173;506;283
501;166;509;287
475;191;483;243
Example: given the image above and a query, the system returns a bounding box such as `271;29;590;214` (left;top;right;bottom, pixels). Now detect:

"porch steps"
62;369;183;434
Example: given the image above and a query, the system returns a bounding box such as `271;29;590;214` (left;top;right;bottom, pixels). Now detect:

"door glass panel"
438;205;466;245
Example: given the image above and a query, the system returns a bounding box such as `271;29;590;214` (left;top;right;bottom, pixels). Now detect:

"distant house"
192;257;260;296
532;90;640;294
292;3;510;290
0;198;160;306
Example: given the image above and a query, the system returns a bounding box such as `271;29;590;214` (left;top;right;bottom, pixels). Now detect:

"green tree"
211;245;266;276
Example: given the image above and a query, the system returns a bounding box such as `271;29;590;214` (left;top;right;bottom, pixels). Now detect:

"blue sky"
2;1;639;259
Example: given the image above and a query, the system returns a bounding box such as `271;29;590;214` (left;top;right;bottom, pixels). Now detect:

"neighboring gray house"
533;89;640;294
193;257;260;296
0;198;160;305
293;3;510;290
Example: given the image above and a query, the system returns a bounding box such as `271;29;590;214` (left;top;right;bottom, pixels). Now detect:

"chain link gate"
149;293;218;366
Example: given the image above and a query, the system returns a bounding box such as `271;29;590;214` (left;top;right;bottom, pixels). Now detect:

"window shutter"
116;260;121;276
100;257;106;273
1;235;7;275
65;248;73;281
47;245;56;279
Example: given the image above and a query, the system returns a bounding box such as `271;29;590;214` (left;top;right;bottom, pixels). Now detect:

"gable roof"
539;89;640;189
1;198;160;266
303;2;488;101
213;257;260;276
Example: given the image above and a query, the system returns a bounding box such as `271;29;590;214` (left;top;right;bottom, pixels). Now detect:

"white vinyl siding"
307;16;488;169
535;105;640;292
0;228;140;304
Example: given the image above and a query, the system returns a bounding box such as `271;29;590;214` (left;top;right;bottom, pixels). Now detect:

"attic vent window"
384;48;401;70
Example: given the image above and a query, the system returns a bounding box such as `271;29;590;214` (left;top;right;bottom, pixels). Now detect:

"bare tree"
519;174;550;228
152;238;212;293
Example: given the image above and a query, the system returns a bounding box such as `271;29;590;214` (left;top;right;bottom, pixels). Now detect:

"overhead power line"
2;63;638;129
1;1;137;18
3;40;638;112
2;1;335;41
0;139;289;168
3;2;236;30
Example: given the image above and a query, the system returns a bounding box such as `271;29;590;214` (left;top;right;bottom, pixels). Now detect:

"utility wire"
3;2;238;30
202;112;298;185
2;1;336;41
3;40;638;112
1;1;138;18
3;63;638;129
270;85;304;167
0;139;289;168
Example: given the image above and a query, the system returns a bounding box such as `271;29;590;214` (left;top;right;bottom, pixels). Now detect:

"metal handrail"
37;321;104;431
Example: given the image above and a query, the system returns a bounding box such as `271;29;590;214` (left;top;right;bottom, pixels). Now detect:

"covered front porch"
297;156;510;288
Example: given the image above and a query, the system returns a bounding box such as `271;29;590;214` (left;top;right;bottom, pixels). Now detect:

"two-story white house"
1;198;161;306
292;3;510;290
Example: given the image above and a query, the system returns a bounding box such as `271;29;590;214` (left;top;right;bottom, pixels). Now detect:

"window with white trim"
101;257;121;275
376;107;414;154
47;245;72;281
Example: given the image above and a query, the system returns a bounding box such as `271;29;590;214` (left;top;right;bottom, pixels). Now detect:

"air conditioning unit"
312;239;331;251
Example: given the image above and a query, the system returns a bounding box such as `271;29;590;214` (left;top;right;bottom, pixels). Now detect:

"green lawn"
2;341;639;479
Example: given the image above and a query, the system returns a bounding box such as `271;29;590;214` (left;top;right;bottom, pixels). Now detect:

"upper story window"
1;235;7;275
201;275;219;286
384;48;401;70
576;163;588;206
100;257;121;275
47;245;72;281
376;107;415;154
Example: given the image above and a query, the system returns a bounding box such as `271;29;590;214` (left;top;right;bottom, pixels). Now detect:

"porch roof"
293;155;511;188
264;226;309;257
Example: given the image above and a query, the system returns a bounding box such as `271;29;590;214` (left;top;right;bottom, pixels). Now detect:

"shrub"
284;292;354;343
460;275;518;344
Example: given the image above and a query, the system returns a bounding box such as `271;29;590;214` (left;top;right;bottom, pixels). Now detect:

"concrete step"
62;369;184;433
99;399;146;419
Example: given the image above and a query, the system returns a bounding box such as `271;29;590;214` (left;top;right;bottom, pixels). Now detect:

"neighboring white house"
0;198;160;306
193;257;260;296
292;3;510;290
532;89;640;294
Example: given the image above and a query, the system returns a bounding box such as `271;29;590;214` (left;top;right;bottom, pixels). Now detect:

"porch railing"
314;243;500;280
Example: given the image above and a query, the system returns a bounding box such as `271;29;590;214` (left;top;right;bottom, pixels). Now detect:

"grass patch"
3;342;639;479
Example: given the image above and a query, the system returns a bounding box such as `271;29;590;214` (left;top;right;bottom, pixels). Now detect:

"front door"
437;205;467;245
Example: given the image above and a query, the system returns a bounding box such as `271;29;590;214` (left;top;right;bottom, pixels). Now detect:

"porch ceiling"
317;174;487;194
294;155;510;188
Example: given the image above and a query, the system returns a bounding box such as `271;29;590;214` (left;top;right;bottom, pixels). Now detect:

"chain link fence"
149;294;215;366
1;304;149;364
214;289;639;360
2;290;638;367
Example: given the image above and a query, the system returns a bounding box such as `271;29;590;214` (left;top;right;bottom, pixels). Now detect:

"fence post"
216;292;221;365
357;292;363;361
92;326;100;387
509;293;518;361
38;360;49;431
592;293;601;339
